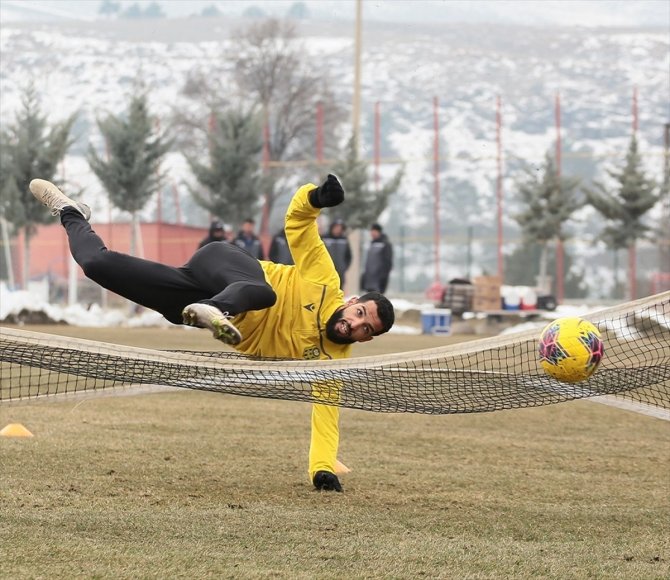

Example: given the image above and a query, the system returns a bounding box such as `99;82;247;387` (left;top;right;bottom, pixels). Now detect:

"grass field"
1;325;669;579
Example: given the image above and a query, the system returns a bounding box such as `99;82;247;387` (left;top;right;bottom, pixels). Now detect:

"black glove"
308;174;345;209
313;470;343;492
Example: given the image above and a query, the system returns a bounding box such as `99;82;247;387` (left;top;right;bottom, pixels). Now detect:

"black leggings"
62;209;277;324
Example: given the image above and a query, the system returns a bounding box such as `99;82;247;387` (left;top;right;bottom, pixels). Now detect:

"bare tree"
171;19;346;247
234;20;346;232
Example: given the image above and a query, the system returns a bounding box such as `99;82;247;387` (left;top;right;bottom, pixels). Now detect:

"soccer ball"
538;317;604;383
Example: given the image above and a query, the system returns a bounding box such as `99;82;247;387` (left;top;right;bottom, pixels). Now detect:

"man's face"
370;228;381;240
325;298;383;344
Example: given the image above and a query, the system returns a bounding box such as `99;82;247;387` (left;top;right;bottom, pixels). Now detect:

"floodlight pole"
555;93;564;305
496;95;503;282
352;0;362;153
629;86;639;300
434;96;441;284
374;101;380;190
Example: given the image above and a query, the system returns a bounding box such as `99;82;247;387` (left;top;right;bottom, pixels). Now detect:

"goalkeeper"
30;175;395;493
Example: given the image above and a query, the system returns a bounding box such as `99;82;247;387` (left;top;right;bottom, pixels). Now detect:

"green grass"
1;326;669;579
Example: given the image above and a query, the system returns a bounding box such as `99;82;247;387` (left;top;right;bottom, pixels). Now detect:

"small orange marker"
0;423;34;437
334;459;351;475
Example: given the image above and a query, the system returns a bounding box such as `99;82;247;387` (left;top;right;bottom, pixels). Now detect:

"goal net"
1;292;668;414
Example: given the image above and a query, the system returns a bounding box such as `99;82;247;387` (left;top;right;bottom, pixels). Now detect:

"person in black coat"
198;220;231;249
321;218;352;290
269;228;294;265
361;223;393;293
233;218;264;260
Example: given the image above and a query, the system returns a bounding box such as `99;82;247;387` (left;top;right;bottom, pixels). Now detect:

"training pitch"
1;325;668;579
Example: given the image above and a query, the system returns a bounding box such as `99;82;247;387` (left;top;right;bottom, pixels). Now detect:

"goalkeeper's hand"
313;470;343;492
308;174;345;209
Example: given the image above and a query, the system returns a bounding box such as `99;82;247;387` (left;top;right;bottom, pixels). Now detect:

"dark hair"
371;223;382;232
358;291;394;335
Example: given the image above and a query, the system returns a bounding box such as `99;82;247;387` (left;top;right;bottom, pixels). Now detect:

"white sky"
2;0;669;27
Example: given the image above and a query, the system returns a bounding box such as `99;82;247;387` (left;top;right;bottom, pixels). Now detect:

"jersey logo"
303;346;321;359
303;303;315;312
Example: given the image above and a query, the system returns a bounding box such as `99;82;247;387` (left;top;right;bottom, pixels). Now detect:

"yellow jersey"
232;182;351;480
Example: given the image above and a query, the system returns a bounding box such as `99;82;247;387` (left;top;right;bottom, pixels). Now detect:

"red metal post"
155;117;163;263
496;95;504;282
374;101;381;190
433;96;441;284
316;102;324;166
555;93;564;305
260;109;271;256
630;86;639;299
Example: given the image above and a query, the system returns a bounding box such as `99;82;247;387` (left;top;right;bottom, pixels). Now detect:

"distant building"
6;221;209;285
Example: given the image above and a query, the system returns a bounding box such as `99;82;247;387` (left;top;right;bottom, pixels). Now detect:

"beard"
325;308;355;345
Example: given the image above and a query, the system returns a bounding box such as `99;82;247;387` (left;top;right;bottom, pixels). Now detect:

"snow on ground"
1;281;605;338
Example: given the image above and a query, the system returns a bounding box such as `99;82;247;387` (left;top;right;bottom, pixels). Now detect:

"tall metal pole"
629;86;639;300
261;108;271;256
352;0;362;152
316;101;324;166
661;123;670;279
345;0;363;297
496;95;503;282
374;101;380;190
555;92;564;305
434;96;441;284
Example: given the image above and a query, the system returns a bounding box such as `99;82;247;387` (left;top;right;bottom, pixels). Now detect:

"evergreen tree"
328;135;403;229
505;242;588;299
586;134;659;298
186;109;264;226
0;83;76;287
660;126;670;275
98;0;121;18
287;2;309;19
234;19;346;229
513;151;582;294
88;90;171;255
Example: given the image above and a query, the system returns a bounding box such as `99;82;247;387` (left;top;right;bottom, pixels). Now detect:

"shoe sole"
182;306;242;346
29;178;91;220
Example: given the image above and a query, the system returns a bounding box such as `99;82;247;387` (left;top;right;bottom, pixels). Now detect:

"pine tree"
328;135;403;229
504;243;588;299
0;83;76;287
586;134;659;299
186;109;264;226
513;151;582;294
88;90;171;255
660;125;670;276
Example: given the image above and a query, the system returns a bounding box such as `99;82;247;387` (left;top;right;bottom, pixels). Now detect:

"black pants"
62;209;277;324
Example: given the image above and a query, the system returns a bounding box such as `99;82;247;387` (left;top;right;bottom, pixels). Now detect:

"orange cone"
334;459;351;474
0;423;34;437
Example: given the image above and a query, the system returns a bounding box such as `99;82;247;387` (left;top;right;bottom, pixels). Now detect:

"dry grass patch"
1;325;668;578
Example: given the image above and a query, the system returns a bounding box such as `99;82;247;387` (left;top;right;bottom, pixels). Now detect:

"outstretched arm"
285;175;345;287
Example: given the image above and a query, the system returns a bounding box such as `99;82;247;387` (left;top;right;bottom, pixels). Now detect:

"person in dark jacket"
321;218;352;290
361;223;393;293
269;228;294;265
198;220;231;249
233;218;264;260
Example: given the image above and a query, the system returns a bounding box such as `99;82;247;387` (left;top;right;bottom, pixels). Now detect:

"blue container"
421;308;452;335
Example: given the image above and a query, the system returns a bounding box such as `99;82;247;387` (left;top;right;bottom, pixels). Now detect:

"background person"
269;228;293;265
198;219;231;249
233;218;264;259
361;223;393;293
321;218;352;290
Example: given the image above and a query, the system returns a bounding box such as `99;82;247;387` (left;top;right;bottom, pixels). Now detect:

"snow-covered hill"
1;16;668;295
